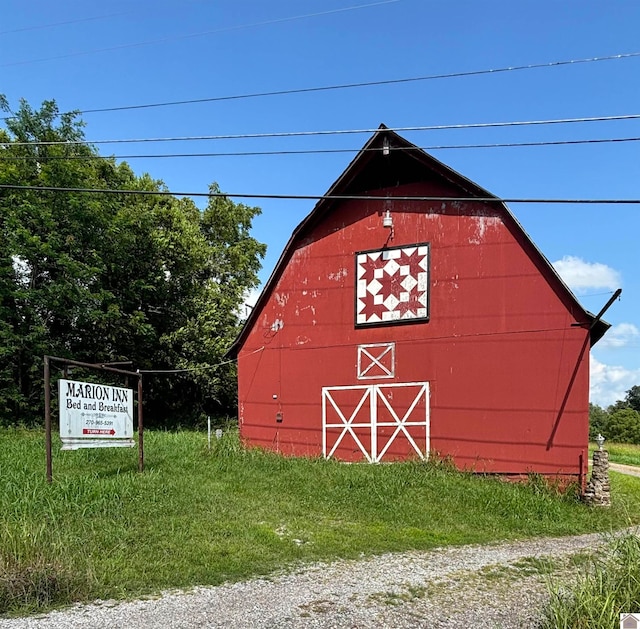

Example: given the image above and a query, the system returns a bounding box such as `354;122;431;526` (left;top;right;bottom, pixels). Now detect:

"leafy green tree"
0;195;21;417
624;385;640;413
1;98;106;421
0;97;265;426
608;399;630;414
159;185;266;421
604;408;640;444
588;403;609;441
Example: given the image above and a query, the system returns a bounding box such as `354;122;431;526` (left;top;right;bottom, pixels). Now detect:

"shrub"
605;409;640;444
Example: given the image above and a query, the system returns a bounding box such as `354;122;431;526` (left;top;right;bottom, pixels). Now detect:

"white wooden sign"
59;379;135;450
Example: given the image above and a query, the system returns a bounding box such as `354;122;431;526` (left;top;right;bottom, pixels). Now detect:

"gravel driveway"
0;531;614;629
609;462;640;478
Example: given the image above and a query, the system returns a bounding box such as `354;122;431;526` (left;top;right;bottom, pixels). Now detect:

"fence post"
138;373;144;473
44;356;52;483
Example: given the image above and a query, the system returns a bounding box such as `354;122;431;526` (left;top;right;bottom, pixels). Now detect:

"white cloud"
552;255;620;295
590;355;640;407
598;322;640;349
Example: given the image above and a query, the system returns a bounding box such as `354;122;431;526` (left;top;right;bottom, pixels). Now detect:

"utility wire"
0;10;134;36
579;291;619;298
67;51;640;115
0;0;401;69
138;346;264;374
2;137;639;161
0;0;212;36
4;114;640;147
273;325;591;354
1;183;638;204
142;318;600;372
141;323;596;373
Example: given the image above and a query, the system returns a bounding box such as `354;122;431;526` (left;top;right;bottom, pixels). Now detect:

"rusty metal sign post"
44;355;144;483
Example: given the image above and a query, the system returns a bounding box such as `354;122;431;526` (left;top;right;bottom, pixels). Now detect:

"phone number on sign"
85;419;114;427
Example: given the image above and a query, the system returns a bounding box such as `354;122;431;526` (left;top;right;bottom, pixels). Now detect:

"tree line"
0;97;266;427
589;386;640;444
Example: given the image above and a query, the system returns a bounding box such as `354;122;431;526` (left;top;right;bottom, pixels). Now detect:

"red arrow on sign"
82;428;116;435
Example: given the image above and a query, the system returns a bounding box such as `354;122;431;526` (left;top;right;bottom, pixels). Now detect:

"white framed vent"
357;342;395;380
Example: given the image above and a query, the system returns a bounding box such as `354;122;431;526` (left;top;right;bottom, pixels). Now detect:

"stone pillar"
583;449;611;507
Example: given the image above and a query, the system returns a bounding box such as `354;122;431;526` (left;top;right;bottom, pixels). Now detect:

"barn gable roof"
227;125;609;357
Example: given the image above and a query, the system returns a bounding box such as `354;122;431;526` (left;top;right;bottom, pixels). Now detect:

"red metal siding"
237;182;589;479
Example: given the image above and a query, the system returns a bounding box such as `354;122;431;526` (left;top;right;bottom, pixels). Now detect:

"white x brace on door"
322;382;429;463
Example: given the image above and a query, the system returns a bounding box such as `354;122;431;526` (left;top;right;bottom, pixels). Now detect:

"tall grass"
2;427;640;616
540;532;640;628
592;442;640;468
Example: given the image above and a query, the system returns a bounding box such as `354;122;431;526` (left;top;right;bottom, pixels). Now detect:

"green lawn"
589;442;640;467
2;428;640;616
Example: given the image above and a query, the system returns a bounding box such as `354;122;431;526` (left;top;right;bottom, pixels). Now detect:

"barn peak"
321;123;497;204
227;125;609;357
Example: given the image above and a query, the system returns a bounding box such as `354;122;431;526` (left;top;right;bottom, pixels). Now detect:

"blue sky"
2;0;639;406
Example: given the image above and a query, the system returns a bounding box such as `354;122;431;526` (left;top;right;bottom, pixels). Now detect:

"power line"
138;346;264;374
2;136;639;161
68;51;640;115
0;10;134;36
4;114;640;147
145;324;590;373
1;183;638;204
0;0;401;69
0;0;213;36
579;291;619;297
140;318;603;372
273;325;589;353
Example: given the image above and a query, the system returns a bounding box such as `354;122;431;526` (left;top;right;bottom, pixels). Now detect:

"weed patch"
369;584;430;607
0;554;86;615
540;532;640;628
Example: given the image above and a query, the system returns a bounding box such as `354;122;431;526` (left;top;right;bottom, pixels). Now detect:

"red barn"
227;125;609;483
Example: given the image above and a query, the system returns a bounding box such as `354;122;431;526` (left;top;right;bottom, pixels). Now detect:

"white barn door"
322;382;429;463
